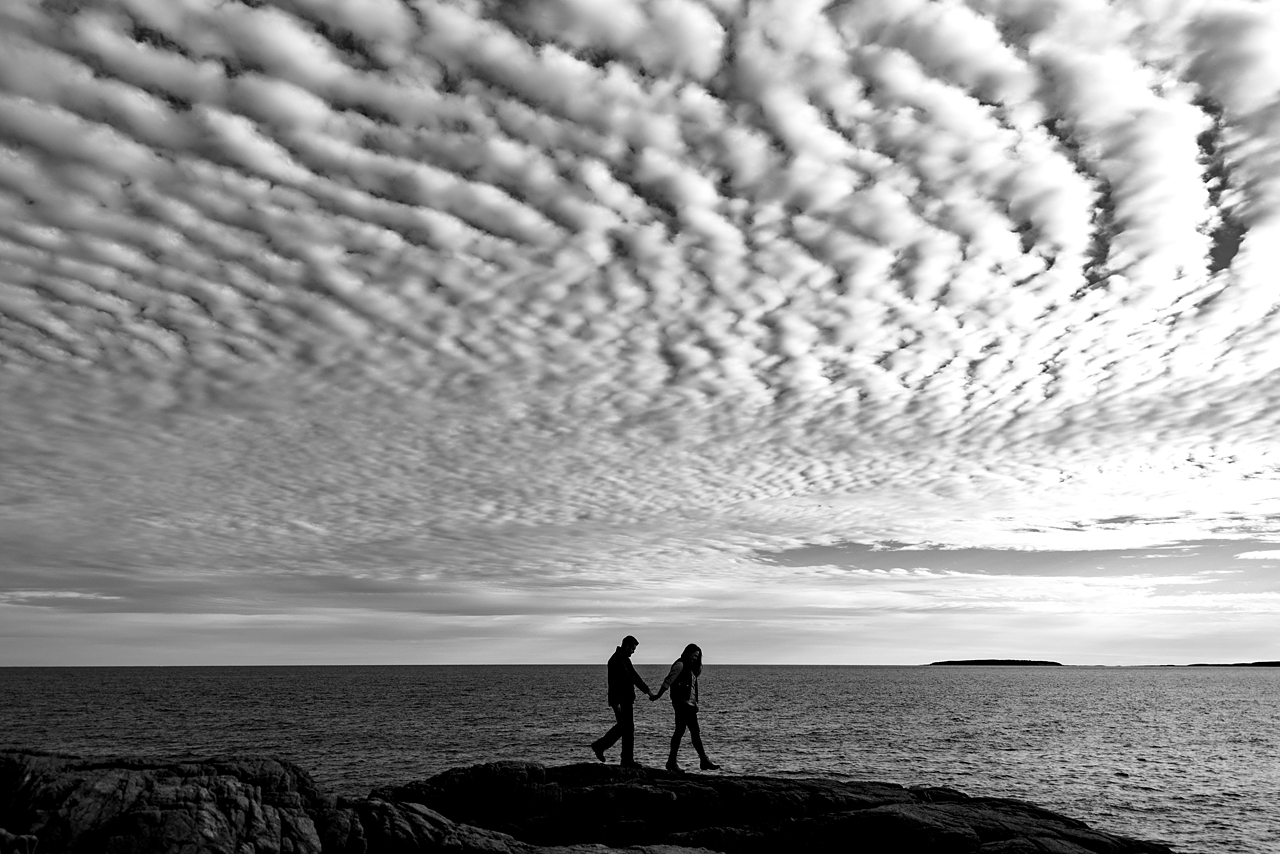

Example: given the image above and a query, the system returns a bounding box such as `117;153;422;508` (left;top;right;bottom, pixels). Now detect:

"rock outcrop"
0;750;1172;854
373;762;1172;854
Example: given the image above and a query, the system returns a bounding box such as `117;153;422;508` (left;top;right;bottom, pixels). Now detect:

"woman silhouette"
652;643;719;772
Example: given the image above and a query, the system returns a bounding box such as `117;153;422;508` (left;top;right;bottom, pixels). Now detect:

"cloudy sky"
3;0;1279;666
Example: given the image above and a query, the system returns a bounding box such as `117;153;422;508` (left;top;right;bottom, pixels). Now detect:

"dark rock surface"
374;762;1173;853
0;750;635;854
1;750;1173;854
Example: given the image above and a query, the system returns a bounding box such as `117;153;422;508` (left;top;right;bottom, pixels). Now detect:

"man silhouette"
591;635;654;767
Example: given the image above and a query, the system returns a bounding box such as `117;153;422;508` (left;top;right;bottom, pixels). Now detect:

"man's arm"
627;659;653;697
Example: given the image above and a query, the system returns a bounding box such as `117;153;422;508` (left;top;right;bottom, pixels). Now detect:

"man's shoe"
592;745;606;763
699;759;721;771
620;760;644;768
665;761;682;773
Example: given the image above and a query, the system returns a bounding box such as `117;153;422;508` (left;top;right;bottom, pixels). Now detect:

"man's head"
621;635;639;656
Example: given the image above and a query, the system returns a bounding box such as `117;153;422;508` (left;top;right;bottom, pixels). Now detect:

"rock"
0;751;1172;854
373;763;915;847
384;762;1174;854
0;750;328;854
0;827;39;854
0;751;710;854
349;798;530;853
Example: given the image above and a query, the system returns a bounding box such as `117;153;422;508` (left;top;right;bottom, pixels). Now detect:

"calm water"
2;665;1277;854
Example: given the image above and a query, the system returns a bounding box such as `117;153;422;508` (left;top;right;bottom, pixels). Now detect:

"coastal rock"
0;827;39;854
1;751;1172;854
375;762;1173;854
0;751;329;854
0;751;710;854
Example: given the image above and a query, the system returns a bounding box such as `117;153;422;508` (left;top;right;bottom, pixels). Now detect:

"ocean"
2;664;1276;854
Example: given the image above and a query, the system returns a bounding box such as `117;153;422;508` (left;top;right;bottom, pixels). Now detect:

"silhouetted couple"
591;636;719;772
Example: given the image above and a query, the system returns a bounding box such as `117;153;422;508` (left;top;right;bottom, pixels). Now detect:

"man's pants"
593;703;635;763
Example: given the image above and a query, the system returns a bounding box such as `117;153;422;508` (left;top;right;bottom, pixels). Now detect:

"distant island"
1186;661;1280;667
928;659;1064;666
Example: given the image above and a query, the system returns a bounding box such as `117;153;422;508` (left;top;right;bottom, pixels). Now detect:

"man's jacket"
606;647;651;706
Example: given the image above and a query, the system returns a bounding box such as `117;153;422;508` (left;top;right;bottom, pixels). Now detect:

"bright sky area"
2;0;1280;665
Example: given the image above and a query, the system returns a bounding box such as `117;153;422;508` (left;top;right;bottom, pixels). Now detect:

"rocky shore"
0;750;1174;854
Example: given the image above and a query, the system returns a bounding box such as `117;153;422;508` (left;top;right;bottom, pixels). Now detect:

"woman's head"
681;643;702;675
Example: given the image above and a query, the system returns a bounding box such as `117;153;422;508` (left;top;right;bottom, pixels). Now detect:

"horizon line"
4;661;1278;668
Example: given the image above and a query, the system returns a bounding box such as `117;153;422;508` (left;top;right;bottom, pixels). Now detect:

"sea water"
2;665;1277;854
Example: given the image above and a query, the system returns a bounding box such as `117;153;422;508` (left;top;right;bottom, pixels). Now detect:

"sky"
2;0;1280;666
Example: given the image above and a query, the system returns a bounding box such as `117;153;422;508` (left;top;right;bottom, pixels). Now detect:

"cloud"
0;590;122;603
4;0;1280;662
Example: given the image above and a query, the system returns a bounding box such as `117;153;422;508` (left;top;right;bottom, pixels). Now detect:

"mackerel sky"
3;0;1280;665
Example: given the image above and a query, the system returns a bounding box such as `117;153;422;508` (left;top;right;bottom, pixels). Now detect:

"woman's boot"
666;742;682;772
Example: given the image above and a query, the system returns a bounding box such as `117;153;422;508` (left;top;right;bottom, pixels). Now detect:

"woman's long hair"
680;643;702;676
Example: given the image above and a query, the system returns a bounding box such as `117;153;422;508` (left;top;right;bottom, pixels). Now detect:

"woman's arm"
651;660;683;699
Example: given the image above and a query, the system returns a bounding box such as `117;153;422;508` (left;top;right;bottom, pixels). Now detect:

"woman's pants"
669;703;707;762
